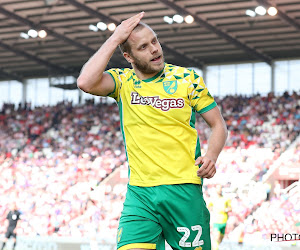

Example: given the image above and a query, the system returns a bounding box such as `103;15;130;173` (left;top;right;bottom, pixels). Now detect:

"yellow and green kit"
209;196;231;235
106;63;217;250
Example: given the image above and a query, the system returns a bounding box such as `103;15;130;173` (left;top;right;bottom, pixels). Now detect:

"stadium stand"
0;92;299;249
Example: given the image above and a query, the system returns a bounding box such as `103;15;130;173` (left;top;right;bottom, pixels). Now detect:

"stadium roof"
1;0;300;82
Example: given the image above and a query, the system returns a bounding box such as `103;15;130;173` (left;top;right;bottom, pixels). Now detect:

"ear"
123;52;133;64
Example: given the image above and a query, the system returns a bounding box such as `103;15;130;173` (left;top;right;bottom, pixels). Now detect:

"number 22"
177;225;204;247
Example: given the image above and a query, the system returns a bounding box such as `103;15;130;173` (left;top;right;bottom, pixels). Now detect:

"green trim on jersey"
189;108;199;157
143;68;164;82
106;64;216;187
106;71;116;96
188;108;201;158
118;97;130;179
189;109;203;184
198;101;217;114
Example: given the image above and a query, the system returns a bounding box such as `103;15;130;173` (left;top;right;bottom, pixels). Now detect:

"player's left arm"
196;106;228;178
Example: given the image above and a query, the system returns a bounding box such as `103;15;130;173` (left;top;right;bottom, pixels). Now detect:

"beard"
131;53;164;75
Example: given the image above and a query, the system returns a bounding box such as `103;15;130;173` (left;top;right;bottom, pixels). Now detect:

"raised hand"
111;12;145;45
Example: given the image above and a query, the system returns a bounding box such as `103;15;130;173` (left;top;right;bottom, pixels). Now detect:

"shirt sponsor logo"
130;92;184;111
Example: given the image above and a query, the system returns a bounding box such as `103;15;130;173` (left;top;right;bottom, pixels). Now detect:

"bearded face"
125;26;165;77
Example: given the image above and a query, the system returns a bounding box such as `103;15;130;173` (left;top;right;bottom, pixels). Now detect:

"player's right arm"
77;12;144;96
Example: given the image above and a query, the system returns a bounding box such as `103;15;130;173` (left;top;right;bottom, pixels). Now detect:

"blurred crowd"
0;91;299;241
243;190;300;239
0;100;126;237
198;91;299;182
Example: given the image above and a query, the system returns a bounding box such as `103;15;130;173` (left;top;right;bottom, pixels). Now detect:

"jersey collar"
142;64;165;83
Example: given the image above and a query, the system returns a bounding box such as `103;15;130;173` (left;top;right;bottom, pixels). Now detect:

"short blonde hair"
119;22;154;54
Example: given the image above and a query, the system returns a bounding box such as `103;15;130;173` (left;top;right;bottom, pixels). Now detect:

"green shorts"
117;184;211;250
213;223;227;235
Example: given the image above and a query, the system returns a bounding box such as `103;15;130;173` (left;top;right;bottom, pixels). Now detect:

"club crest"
163;80;177;94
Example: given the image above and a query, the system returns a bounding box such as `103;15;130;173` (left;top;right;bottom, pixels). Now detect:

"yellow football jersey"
208;197;231;224
106;63;216;187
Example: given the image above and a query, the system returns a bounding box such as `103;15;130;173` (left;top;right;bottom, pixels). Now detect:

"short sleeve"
188;70;217;114
105;68;123;102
